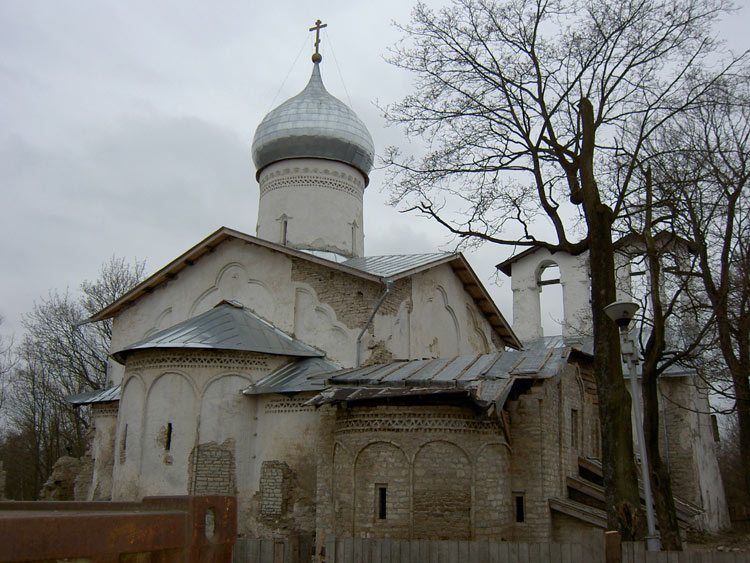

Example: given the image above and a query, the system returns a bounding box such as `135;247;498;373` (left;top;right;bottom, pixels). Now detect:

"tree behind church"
0;256;144;499
383;0;737;543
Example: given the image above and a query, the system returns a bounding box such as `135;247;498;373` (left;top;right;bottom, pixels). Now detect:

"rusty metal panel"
0;495;236;563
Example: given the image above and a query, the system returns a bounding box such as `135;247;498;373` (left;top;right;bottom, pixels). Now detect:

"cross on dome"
309;19;327;63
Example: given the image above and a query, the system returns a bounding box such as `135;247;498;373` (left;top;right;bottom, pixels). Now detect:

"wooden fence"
233;537;604;562
622;542;750;563
233;537;750;563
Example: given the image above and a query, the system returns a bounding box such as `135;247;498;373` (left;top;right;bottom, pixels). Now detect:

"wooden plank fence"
622;542;750;563
233;537;603;562
233;537;750;563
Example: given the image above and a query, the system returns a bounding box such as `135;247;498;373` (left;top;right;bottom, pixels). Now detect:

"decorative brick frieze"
260;170;365;201
125;349;271;372
335;411;503;435
264;397;316;414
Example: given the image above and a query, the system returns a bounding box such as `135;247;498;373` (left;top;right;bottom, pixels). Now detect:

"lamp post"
603;301;661;552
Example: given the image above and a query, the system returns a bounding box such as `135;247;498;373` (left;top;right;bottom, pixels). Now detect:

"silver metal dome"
251;62;375;183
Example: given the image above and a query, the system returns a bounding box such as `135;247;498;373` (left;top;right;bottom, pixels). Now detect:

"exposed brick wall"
290;259;411;330
475;444;513;540
353;442;410;538
189;440;236;495
259;461;293;518
320;404;511;541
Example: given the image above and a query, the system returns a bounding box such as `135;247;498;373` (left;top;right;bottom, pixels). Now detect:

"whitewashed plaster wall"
87;404;118;500
405;264;494;359
109;351;323;536
107;239;346;385
508;249;592;342
107;239;502;387
111;352;286;503
256;158;366;258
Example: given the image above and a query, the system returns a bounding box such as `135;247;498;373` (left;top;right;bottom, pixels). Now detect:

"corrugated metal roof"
342;253;454;278
243;357;340;395
311;349;570;410
67;386;121;405
113;301;323;364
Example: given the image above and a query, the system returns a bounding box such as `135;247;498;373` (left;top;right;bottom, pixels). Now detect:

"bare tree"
384;0;737;540
0;256;144;499
647;77;750;504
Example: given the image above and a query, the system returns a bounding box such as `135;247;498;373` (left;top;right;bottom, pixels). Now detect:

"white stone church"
70;42;728;544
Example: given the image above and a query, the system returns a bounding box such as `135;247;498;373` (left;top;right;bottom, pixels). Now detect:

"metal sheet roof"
342;253;454;278
252;62;374;179
113;301;323;364
311;349;570;410
242;357;340;395
67;386;121;405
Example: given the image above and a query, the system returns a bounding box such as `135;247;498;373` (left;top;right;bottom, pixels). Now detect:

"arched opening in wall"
538;262;564;337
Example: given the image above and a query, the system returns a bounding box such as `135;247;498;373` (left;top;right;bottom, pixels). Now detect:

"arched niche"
413;440;472;540
353;441;410;538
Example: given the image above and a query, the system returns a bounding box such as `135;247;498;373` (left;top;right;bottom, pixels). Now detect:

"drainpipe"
356;280;393;367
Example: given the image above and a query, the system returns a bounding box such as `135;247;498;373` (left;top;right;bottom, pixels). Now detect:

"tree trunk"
642;368;682;549
642;167;682;549
732;359;750;497
578;97;647;540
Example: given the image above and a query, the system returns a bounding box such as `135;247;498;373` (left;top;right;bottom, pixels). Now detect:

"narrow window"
119;424;128;464
281;219;288;246
165;422;173;451
515;494;525;523
571;409;579;449
376;484;387;520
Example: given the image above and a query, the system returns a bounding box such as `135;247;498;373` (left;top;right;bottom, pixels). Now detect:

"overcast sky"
1;1;747;341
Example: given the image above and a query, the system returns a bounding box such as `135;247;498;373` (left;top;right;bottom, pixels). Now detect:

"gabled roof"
342;253;454;279
310;348;570;411
112;301;323;364
86;226;522;350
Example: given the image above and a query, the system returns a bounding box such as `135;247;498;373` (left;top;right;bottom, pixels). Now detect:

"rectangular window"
571;409;579;449
165;422;173;451
376;484;387;520
514;494;525;523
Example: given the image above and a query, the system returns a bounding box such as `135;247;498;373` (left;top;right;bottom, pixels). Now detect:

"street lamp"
603;300;661;551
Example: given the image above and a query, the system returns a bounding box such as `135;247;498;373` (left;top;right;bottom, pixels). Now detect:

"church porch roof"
112;301;324;364
242;357;340;395
68;385;121;406
309;348;571;411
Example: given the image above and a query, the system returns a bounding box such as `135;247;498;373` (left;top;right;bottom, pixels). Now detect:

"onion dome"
251;61;375;183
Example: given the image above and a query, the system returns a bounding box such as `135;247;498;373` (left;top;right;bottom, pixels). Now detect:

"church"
70;30;728;544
